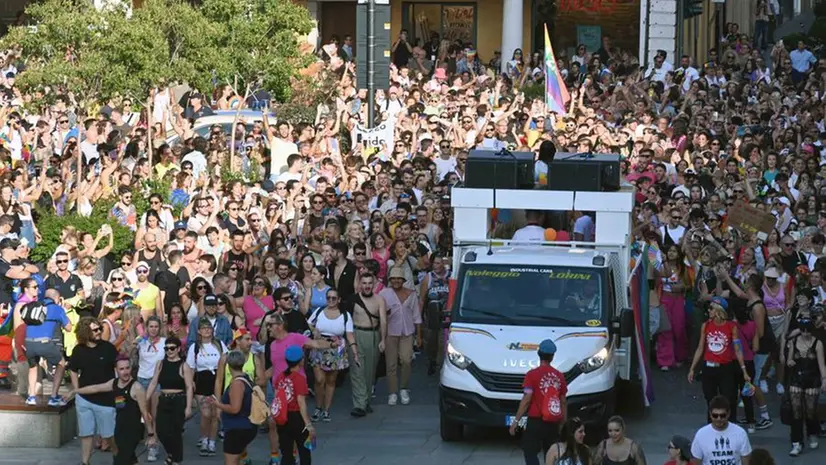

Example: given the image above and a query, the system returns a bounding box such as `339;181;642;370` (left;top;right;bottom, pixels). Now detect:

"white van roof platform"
451;187;636;248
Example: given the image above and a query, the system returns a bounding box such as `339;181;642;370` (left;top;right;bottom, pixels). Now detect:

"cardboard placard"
727;203;775;238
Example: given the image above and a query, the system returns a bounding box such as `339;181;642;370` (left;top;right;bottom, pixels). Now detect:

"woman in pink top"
369;232;390;284
263;313;336;460
243;276;274;342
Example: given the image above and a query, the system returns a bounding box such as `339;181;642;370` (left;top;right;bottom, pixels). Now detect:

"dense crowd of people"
2;7;826;464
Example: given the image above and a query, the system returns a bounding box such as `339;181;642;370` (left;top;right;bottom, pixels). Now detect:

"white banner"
351;120;394;155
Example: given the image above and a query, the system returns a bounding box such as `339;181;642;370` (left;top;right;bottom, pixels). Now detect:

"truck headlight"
447;343;472;370
578;347;609;373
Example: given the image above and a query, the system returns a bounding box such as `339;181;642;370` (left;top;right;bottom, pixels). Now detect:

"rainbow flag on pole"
543;24;570;115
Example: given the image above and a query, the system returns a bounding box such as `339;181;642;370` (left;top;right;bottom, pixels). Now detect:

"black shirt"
154;269;183;314
44;272;84;299
393;41;412;68
70;341;118;406
183;105;215;121
780;251;806;277
0;258;15;305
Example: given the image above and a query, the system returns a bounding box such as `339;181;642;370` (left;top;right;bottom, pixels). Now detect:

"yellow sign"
585;320;602;327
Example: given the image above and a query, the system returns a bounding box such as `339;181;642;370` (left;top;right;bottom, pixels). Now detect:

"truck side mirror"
619;308;635;338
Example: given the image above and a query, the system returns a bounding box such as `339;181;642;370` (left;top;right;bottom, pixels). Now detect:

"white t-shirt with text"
690;423;752;465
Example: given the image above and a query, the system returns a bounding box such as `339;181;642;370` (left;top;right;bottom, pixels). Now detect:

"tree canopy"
1;0;315;108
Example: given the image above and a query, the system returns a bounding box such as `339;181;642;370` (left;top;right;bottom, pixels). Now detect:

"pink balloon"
556;230;570;242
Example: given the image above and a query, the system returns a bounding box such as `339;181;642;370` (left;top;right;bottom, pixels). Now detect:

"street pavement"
5;359;825;464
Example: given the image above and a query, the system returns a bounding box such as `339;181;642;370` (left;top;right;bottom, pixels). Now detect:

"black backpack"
20;301;49;326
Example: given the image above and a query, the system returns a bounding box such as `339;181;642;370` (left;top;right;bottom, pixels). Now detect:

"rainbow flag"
543;24;570;115
0;310;12;337
629;253;655;406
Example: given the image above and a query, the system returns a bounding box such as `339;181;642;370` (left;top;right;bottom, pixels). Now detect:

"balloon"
556;230;570;242
544;228;557;241
490;208;499;222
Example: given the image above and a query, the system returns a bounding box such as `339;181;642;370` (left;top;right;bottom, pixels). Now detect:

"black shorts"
25;340;63;367
223;427;257;455
194;371;217;396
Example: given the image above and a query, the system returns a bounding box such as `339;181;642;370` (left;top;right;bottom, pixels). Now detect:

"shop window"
402;3;476;48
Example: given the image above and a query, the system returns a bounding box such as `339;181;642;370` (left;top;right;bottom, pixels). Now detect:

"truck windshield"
456;265;605;326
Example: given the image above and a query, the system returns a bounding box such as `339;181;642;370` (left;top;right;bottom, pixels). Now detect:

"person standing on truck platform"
512;210;546;242
509;339;567;465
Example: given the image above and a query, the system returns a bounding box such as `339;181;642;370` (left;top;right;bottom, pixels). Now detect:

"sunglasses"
164;346;179;352
710;413;728;420
56;260;69;264
327;295;339;300
91;327;102;333
136;268;149;274
253;281;266;287
112;277;124;282
121;261;131;266
279;297;292;301
196;285;207;290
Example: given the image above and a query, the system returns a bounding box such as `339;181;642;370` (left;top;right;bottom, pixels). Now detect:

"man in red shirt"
508;339;567;465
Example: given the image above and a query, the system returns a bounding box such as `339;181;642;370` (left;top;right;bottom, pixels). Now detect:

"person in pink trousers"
656;244;689;370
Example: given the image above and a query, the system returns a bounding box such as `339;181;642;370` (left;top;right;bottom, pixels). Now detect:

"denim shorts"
75;395;116;438
137;377;160;394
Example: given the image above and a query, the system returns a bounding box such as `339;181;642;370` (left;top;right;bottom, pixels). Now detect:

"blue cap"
173;220;187;230
711;296;728;311
285;345;303;363
538;339;557;355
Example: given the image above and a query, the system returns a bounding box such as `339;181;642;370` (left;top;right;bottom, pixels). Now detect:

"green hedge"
31;177;177;264
31;197;135;264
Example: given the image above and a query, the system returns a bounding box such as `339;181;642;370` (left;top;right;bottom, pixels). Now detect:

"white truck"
439;186;642;441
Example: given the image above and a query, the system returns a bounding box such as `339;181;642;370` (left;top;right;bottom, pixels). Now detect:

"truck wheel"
440;412;463;442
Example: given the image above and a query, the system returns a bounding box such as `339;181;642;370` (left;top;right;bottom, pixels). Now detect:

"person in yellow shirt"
132;261;162;321
154;144;180;179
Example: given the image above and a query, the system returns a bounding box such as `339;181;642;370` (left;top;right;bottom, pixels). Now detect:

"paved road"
5;359;825;464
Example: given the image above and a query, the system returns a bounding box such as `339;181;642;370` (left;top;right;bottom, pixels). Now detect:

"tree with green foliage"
1;0;314;111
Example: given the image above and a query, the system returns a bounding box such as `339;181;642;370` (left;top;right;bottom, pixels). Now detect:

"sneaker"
270;453;282;465
388;393;398;406
660;366;670;372
207;440;216;456
776;383;785;395
755;418;773;430
25;396;36;406
197;437;205;448
350;407;366;417
199;439;209;457
311;408;322;422
759;380;769;394
218;430;225;440
747;424;755;434
321;411;331;423
810;436;819;450
400;389;411;405
738;399;744;408
47;396;66;407
790;442;803;457
736;417;749;425
147;445;158;462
